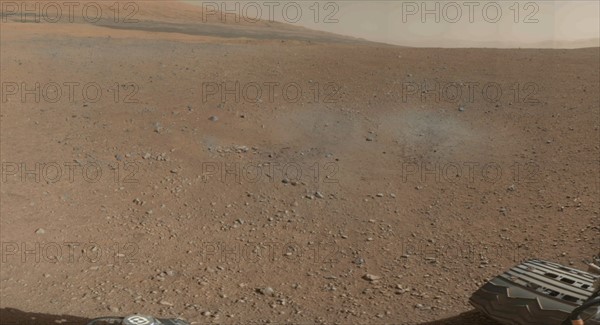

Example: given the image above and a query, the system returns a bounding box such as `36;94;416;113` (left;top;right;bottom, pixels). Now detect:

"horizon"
186;0;600;49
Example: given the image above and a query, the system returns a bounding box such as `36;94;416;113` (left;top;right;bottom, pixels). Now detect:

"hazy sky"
188;0;600;48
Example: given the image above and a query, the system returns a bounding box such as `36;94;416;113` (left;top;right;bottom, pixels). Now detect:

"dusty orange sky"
187;0;600;48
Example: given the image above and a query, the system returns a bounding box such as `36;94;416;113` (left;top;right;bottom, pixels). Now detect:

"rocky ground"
1;1;599;324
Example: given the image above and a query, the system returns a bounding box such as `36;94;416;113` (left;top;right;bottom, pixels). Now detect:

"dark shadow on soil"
420;309;503;325
0;307;501;325
0;308;91;325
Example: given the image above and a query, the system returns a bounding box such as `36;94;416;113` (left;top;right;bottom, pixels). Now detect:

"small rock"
458;106;465;112
315;191;324;199
35;228;46;234
257;287;275;296
353;257;365;265
209;116;219;122
159;300;174;306
362;274;381;282
235;145;249;153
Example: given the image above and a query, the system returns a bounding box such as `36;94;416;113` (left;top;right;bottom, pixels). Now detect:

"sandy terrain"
1;1;599;324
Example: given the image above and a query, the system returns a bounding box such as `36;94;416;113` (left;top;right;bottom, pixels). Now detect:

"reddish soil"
1;1;599;324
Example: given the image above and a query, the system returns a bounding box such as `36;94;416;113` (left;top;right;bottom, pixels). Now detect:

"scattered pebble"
159;300;174;306
353;257;365;265
363;274;381;282
257;287;275;296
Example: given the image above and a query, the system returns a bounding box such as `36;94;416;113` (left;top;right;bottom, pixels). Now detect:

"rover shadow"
0;308;91;325
420;309;502;325
0;307;501;325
